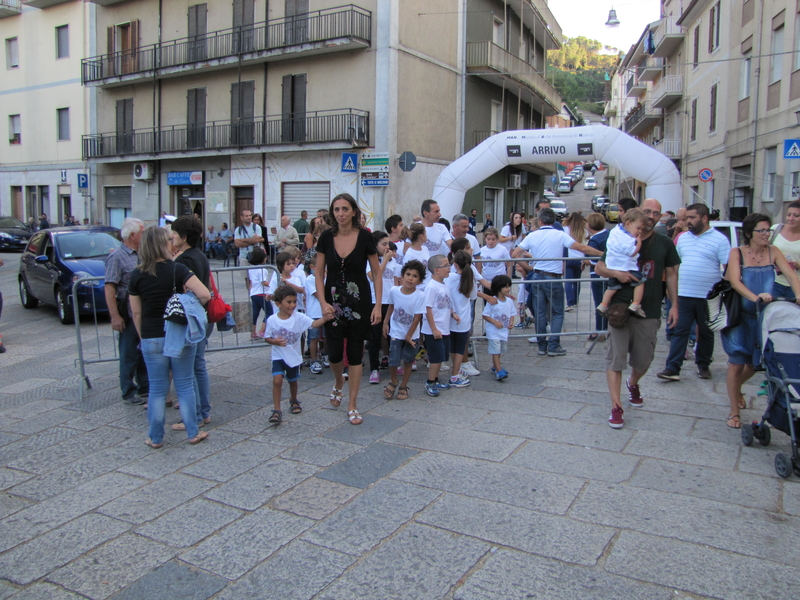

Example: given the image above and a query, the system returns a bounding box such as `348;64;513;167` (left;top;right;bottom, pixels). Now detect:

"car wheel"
56;286;75;325
19;277;39;309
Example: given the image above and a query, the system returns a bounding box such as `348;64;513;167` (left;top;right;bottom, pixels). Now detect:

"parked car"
560;176;575;190
584;177;597;190
591;195;609;212
570;169;583;182
0;216;33;251
557;181;572;193
550;200;568;221
18;226;122;324
606;204;621;223
709;221;743;248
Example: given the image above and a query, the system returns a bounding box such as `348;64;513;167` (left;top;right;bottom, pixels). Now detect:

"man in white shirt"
234;210;264;260
658;203;730;381
420;200;453;255
512;208;602;356
451;213;481;258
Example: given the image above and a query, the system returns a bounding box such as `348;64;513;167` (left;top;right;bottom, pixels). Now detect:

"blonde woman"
563;212;587;311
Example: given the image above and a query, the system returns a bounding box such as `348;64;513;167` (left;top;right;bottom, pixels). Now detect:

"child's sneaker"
449;374;471;387
435;381;451;391
425;382;440;397
411;360;418;371
461;361;480;376
397;365;405;376
608;405;624;429
369;370;380;384
380;356;389;369
495;368;508;381
628;303;647;318
310;361;322;374
322;355;330;367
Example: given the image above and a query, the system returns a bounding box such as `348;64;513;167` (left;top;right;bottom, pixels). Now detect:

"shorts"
389;337;417;367
424;333;450;364
607;270;646;290
605;318;660;373
272;359;301;382
307;325;322;340
488;339;507;355
449;330;469;355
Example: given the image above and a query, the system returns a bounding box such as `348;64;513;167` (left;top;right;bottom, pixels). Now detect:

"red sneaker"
608;405;624;429
627;378;643;408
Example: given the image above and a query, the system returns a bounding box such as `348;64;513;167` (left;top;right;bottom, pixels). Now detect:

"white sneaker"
461;361;480;376
439;363;451;372
528;336;538;344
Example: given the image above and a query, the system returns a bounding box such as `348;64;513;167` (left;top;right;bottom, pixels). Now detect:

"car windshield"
586;178;595;183
550;201;566;209
55;231;121;259
0;217;26;229
608;205;619;211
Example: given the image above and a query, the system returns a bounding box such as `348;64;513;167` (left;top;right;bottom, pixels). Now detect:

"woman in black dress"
315;193;381;424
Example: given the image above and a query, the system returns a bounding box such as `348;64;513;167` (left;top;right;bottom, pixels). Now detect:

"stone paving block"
0;468;32;491
181;440;284;482
538;377;611;394
391;451;584;515
623;430;738;469
465;377;548;398
0;414;21;430
571;482;800;567
317;523;488;600
0;378;56;395
737;444;792;476
316;442;418;489
785;480;800;517
322;414;406;446
419;494;615;566
454;548;674;600
0;432;24;449
135;499;243;547
279;436;361;467
0;399;71;421
180;507;313;580
216;539;355;600
438;389;575;418
250;423;325;446
48;533;177;600
633;395;725;420
0;493;32;520
689;414;764;443
6;583;85;599
0;513;131;585
302;479;440;555
505;440;640;483
573;403;697;435
0;582;15;599
0;472;145;553
472;411;632;451
99;473;216;525
205;457;318;511
292;405;350;430
271;477;361;520
59;402;135;431
2;408;78;436
199;399;264;426
537;386;613;406
370;398;492;428
606;530;800;600
107;560;227;600
381;422;524;462
630;458;782;512
214;407;277;435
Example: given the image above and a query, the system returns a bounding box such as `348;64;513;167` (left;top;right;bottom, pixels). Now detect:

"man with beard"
595;199;680;428
657;203;730;382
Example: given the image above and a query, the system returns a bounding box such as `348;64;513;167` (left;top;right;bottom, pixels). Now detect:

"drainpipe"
750;0;765;216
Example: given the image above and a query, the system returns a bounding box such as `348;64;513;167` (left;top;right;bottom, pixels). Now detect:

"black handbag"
163;264;188;325
706;249;742;332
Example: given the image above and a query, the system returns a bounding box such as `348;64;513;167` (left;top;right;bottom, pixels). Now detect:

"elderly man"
104;218;149;404
451;213;481;258
205;225;223;259
595;199;680;428
276;215;300;250
234;210;264;261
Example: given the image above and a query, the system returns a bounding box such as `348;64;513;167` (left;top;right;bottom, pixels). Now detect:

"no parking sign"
698;168;714;182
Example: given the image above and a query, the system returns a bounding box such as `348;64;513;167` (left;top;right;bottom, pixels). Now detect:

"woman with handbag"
771;200;800;300
722;213;800;429
129;227;211;448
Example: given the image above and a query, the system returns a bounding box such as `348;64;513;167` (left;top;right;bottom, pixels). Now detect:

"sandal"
587;334;598;341
171;420;205;431
269;410;282;424
144;438;163;449
290;400;302;415
348;410;363;425
330;387;343;407
397;386;409;400
189;431;209;444
384;381;397;399
738;393;747;410
726;414;741;429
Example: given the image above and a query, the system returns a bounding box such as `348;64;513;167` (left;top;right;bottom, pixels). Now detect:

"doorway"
233;186;254;228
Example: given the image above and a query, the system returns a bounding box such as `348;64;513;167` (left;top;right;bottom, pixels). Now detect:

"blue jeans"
250;295;272;326
193;323;214;423
119;318;149;399
664;296;696;344
526;271;565;351
665;296;714;373
590;272;608;331
140;337;199;444
565;260;582;307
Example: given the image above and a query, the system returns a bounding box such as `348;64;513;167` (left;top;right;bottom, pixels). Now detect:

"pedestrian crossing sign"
784;140;800;159
342;152;358;172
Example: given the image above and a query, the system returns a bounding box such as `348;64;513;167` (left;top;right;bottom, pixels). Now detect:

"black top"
316;228;377;336
176;247;210;288
129;261;193;338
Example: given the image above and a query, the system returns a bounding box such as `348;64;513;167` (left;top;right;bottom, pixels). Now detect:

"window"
692;26;699;68
493;18;505;48
9;114;21;144
740;55;751;99
187;88;206;149
56;25;69;59
6;37;18;69
790;170;800;199
708;2;721;52
709;83;718;132
115;98;134;154
232;80;256;145
765;146;777;200
57;108;70;141
705;180;715;208
794;12;800;71
770;26;784;84
690;98;698;142
280;75;305;143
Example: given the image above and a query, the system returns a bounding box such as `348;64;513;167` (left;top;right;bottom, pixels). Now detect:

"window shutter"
107;26;115;75
708;7;714;52
130;20;139;70
188;5;198;38
187;88;197;125
197;88;207;126
285;0;297;17
243;0;254;25
233;0;244;27
231;82;241;121
125;99;133;133
242;80;255;119
116;99;126;133
282;75;293;141
292;74;306;142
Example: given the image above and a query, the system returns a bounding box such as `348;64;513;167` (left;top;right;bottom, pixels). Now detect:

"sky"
547;0;663;53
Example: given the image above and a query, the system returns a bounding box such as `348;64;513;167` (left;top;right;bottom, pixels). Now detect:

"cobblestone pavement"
1;253;799;600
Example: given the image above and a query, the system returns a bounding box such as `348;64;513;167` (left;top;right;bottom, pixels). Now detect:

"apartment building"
0;0;95;225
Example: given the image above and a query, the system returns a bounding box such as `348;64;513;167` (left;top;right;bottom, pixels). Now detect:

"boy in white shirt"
422;254;458;397
478;227;512;292
264;286;331;424
482;275;516;380
304;255;325;374
596;208;648;318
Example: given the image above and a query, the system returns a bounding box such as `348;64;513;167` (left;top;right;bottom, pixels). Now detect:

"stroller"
741;300;800;478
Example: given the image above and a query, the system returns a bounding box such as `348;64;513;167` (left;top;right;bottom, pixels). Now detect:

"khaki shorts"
605;318;661;373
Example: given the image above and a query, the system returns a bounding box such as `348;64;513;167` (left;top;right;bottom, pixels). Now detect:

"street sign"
398;151;416;172
77;174;88;190
699;168;714;182
784;140;800;159
361;151;389;186
61;169;67;184
341;152;358;173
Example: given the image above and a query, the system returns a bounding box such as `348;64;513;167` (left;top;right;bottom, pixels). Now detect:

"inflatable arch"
432;125;682;219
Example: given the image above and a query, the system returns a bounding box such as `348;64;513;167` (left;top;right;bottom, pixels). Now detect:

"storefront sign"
167;171;203;186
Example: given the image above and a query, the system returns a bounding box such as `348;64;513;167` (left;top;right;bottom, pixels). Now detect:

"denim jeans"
564;260;582;307
119;318;149;399
665;296;714;373
664;296;696;343
193;323;214;423
526;271;565;351
590;272;608;331
140;337;199;444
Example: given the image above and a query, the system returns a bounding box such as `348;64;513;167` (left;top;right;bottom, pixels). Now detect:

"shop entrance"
175;186;205;227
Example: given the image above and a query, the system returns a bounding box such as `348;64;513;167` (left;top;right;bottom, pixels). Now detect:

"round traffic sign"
699;168;714;182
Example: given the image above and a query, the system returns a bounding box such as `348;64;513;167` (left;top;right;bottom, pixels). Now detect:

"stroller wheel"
775;452;792;479
757;424;771;447
741;423;754;446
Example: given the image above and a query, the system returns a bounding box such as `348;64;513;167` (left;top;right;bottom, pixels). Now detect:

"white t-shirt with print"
388;286;425;340
421;279;452;336
367;258;397;305
265;311;314;367
403;247;431;291
482;297;516;341
446;273;472;333
248;267;273;296
423;222;453;256
304;274;322;320
450;263;480;300
479;244;511;282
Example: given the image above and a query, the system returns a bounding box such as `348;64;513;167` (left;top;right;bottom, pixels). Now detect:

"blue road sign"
342;152;358;173
698;168;713;182
784;140;800;159
77;174;88;190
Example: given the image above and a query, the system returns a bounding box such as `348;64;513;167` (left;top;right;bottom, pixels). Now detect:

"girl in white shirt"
446;251;476;387
247;247;273;339
478;227;512;292
403;223;431;291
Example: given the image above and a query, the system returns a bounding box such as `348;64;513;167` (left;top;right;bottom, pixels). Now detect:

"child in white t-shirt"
482;275;516;381
478;227;512;291
422;254;456;398
367;231;396;384
264;286;330;425
446;251;475;388
596;208;648;318
304;255;325;374
403;223;431;291
274;251;305;313
246;247;274;340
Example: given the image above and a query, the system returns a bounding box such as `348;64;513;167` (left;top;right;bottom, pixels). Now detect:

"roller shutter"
281;182;331;223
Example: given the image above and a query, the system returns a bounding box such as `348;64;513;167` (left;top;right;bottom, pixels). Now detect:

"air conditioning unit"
133;163;154;181
508;173;521;189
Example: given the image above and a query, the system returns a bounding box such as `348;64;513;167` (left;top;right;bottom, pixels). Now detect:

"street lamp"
606;8;620;28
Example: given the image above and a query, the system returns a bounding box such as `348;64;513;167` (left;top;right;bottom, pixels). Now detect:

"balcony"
81;108;369;161
466;41;561;115
85;0;132;5
0;1;21;18
624;100;660;135
652;17;684;58
651;75;683;109
82;5;371;87
654;138;681;159
626;76;647;98
22;0;72;7
638;57;664;82
528;0;563;47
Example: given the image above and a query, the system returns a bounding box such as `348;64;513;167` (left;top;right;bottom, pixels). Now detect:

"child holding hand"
482;275;515;380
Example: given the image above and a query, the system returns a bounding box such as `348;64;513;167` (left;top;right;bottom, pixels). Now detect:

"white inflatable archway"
432;125;681;218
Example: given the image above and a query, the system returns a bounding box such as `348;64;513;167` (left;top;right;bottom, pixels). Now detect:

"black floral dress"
317;228;377;338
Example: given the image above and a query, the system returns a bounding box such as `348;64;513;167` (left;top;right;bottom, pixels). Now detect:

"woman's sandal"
330;387;343;407
397;386;409;400
290;400;302;415
587;334;598;341
144;438;163;449
171;420;205;431
726;414;741;429
269;410;282;424
384;381;397;399
189;431;209;444
348;410;363;425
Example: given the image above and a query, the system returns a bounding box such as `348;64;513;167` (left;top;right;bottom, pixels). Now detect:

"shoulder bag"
207;272;231;324
706;248;742;332
164;263;189;324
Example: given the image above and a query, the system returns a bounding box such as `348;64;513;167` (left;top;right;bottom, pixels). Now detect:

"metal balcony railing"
81;5;371;84
657;139;682;158
0;0;22;18
82;108;369;160
528;0;562;45
624;100;660;134
473;130;500;148
626;76;646;97
652;17;684;57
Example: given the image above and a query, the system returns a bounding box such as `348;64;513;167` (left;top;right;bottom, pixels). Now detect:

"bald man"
276;215;299;249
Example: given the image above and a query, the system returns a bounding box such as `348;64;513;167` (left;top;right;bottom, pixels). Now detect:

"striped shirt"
676;227;730;298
